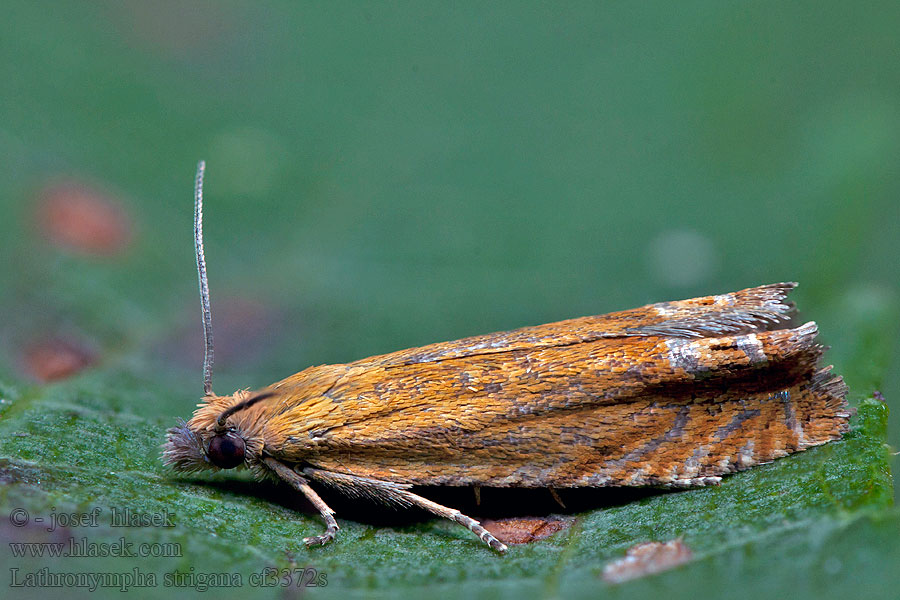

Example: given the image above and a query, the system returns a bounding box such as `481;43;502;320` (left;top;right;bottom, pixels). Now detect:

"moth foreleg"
302;467;508;553
264;458;339;547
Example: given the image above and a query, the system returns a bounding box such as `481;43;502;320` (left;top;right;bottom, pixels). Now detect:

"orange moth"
163;162;851;553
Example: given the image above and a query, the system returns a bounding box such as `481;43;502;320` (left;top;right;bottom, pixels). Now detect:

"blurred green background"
1;2;898;599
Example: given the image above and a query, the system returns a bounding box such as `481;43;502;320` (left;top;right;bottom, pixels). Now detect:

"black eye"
207;433;245;469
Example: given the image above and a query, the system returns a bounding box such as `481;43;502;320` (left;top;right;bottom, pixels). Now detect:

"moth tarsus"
163;165;851;553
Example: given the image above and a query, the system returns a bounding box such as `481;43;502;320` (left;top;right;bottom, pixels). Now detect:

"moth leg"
264;458;339;547
302;467;508;553
548;487;566;508
663;476;722;489
398;488;509;554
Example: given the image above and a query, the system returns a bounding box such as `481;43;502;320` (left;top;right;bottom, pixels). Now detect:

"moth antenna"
215;392;275;430
194;160;215;396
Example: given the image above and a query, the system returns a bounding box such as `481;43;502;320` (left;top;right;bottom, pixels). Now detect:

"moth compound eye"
207;433;245;469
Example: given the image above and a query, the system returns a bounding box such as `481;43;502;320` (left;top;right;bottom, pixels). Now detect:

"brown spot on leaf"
0;459;46;485
22;338;96;382
602;539;693;584
482;516;572;545
36;180;133;256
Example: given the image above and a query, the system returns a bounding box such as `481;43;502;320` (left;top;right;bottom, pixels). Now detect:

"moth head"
163;162;271;473
162;391;272;472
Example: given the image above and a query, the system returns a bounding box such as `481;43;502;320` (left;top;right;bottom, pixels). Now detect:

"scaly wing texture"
359;282;798;366
255;284;849;488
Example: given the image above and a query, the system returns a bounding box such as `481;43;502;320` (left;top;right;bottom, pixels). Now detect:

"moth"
163;162;851;553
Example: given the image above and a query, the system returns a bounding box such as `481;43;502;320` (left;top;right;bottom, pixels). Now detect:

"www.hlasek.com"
10;567;328;592
9;536;181;558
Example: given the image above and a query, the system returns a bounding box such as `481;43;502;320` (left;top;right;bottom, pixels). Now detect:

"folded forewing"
356;283;797;368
